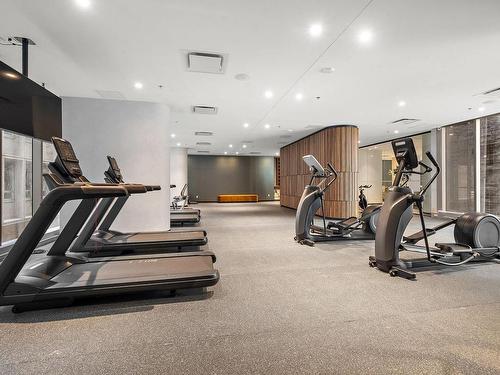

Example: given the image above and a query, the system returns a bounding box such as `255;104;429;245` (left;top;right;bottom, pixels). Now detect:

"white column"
62;97;171;232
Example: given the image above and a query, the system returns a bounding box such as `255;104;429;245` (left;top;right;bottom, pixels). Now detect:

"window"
1;131;33;245
444;121;476;213
480;114;500;215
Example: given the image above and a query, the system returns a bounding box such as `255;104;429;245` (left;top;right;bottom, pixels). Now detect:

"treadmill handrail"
0;184;128;294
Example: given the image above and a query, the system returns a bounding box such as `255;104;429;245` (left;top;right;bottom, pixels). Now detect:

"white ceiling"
1;0;500;156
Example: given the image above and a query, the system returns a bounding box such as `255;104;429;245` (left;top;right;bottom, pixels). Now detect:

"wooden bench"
218;194;259;203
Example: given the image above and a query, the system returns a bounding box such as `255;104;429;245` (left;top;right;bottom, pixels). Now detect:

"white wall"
62;97;170;232
359;148;383;203
170;148;188;202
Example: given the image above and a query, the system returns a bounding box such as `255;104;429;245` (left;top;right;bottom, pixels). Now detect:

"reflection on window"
1;131;33;245
444;122;476;213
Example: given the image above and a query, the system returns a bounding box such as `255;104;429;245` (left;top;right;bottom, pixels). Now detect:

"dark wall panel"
188;155;275;202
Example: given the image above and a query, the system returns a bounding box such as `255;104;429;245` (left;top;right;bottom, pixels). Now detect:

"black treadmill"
105;158;200;227
170;183;201;216
0;139;219;312
44;138;208;257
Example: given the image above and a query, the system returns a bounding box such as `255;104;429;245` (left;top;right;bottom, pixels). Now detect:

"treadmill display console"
106;156;123;183
51;137;83;178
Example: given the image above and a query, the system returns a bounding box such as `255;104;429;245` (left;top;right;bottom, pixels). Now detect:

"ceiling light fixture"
295;93;304;101
309;23;323;37
394;130;400;134
229;144;233;148
242;144;247;148
75;0;91;9
264;90;274;99
235;152;239;155
176;142;181;146
478;106;485;112
264;124;270;129
398;100;406;107
224;151;228;155
320;67;335;74
243;123;249;128
358;29;374;44
170;133;176;138
2;72;19;79
134;81;143;89
275;152;279;156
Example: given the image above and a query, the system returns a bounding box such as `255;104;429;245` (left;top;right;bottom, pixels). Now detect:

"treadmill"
44;138;208;257
105;158;199;227
170;183;201;216
0;140;219;312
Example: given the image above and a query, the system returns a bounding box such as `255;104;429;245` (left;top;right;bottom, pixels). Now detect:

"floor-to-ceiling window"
443;121;476;213
480;114;500;215
1;131;33;245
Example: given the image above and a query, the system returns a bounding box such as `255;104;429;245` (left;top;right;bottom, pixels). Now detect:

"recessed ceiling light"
242;144;247;148
358;140;361;144
309;23;323;37
398;100;406;107
394;130;400;134
170;133;176;138
176;142;181;146
264;90;273;99
320;67;335;74
243;123;249;128
235;73;250;81
229;144;233;148
134;81;143;89
235;152;239;155
478;106;485;112
275;152;279;156
75;0;91;9
224;151;228;155
2;72;19;79
287;129;293;132
264;124;270;129
295;93;304;101
358;29;374;44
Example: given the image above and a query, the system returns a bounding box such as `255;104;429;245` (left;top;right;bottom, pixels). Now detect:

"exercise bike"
369;137;500;279
295;155;380;246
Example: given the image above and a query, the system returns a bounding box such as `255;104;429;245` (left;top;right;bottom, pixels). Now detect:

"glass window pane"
444;121;476;213
2;131;33;245
480;115;500;215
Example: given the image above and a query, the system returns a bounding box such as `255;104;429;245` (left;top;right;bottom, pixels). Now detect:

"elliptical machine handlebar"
419;151;440;196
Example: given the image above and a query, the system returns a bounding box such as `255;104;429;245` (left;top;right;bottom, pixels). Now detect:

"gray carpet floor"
1;201;499;374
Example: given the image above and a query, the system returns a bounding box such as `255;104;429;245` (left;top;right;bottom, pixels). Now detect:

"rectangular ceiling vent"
197;150;210;154
96;90;126;100
187;52;226;74
196;142;211;146
478;87;500;98
194;131;213;136
249;151;261;155
193;105;218;115
390;118;420;126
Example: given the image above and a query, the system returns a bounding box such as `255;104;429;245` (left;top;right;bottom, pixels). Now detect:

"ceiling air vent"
194;131;213;136
193;105;218;115
197;150;210;154
96;90;125;100
390;118;420;126
187;52;226;74
196;142;211;146
478;87;500;98
249;151;261;155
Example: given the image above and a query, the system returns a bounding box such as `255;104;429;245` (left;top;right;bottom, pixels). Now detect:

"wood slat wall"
280;125;359;218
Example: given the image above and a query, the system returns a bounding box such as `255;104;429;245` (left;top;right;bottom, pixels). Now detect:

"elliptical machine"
369;138;500;279
295;155;380;246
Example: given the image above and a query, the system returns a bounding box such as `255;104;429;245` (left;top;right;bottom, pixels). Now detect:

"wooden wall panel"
280;125;359;218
